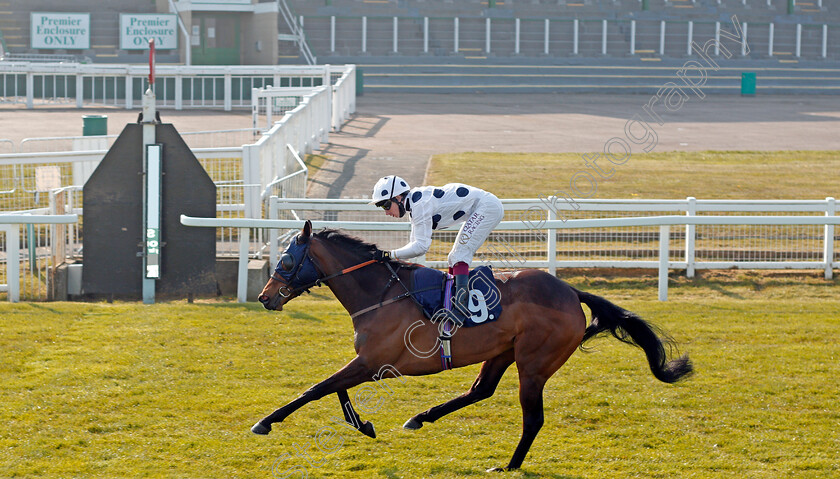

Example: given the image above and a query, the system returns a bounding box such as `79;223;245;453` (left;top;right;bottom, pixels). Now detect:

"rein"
271;258;379;297
272;252;433;320
349;261;438;319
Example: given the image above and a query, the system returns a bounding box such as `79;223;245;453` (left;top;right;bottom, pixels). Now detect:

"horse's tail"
574;288;693;384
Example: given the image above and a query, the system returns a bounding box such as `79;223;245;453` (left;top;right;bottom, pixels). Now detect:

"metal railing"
1;214;78;302
278;0;316;65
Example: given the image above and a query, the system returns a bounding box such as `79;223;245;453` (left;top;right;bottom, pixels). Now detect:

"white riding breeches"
447;195;504;266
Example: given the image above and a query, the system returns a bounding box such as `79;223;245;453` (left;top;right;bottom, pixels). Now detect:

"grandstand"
1;1;838;93
0;1;836;65
284;0;838;61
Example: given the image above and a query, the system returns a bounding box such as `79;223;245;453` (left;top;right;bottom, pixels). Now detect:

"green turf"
426;151;840;200
2;283;839;478
3;150;839;477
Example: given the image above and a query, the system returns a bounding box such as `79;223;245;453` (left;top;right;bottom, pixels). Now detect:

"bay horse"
254;220;692;472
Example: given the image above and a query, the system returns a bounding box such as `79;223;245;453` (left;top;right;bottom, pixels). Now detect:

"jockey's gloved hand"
372;249;391;262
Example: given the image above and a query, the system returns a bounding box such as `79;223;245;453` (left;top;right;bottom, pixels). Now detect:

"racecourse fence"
178;196;840;302
0;72;357;301
0;67;355;251
3;196;837;302
0;214;78;302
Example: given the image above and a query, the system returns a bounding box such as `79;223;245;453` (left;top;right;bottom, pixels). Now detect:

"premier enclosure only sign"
120;14;178;50
31;12;90;49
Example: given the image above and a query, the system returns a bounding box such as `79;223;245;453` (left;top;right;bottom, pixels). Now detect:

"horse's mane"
314;229;421;270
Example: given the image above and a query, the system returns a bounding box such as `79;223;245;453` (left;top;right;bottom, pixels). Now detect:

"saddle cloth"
411;265;502;327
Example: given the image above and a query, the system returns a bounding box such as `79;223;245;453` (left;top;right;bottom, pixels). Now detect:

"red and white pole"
148;38;156;92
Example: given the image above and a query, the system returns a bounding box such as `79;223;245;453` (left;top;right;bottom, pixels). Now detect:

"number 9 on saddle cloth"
412;266;503;327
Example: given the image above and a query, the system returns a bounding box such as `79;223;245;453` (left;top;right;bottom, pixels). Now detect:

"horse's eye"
280;253;295;272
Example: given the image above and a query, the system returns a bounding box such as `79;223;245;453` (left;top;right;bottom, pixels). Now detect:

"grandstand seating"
284;0;838;64
0;0;835;66
285;0;836;22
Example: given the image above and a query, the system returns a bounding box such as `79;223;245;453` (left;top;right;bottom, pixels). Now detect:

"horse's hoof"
360;421;376;439
402;418;423;430
486;466;516;473
251;422;271;435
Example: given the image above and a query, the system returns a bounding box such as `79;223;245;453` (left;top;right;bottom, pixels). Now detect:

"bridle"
264;235;435;320
271;255;378;299
268;236;378;299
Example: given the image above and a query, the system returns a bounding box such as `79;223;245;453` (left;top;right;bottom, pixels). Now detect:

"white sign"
120;14;178;50
35;166;61;192
31;12;90;50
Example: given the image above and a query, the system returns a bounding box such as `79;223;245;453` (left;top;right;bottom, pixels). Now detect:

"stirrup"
439;332;453;370
438;313;456;370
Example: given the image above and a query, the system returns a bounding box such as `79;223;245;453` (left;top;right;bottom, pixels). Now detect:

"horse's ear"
301;220;312;242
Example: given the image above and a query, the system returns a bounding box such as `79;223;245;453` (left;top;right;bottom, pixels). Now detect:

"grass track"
3;149;839;477
426;151;840;199
2;286;839;478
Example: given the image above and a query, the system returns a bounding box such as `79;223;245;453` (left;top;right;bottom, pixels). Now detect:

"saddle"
411;265;503;328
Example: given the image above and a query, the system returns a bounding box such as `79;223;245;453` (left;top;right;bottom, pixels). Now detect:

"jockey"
370;175;504;323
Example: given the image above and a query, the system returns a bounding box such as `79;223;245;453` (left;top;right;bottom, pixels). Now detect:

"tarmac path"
309;93;840;198
2;93;838;199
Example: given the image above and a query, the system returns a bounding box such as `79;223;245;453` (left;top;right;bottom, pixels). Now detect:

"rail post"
238;227;249;303
659;225;670;301
547;204;557;276
362;16;367;54
685;197;696;278
454;17;459;53
825;197;835;279
2;225;19;301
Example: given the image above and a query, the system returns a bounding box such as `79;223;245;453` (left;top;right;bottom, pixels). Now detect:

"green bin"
82;115;108;136
356;68;364;97
741;72;756;96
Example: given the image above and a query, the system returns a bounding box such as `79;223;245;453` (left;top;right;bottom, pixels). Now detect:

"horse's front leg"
336;389;376;438
252;356;374;435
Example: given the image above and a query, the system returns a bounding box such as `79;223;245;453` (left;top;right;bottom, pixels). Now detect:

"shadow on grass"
519;472;582;479
427;464;582;479
199;302;263;311
26;303;65;314
704;282;746;300
194;303;327;322
284;310;324;322
563;267;839;300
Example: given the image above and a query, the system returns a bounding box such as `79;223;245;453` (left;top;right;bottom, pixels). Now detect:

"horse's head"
259;220;320;311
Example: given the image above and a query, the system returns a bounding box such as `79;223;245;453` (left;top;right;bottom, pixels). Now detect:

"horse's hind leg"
488;374;547;472
336;389;376;438
403;349;514;430
489;308;584;471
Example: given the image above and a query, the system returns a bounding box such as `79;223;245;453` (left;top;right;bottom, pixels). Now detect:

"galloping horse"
254;220;692;472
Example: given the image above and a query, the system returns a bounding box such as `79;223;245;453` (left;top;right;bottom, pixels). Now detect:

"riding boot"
452;273;470;324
